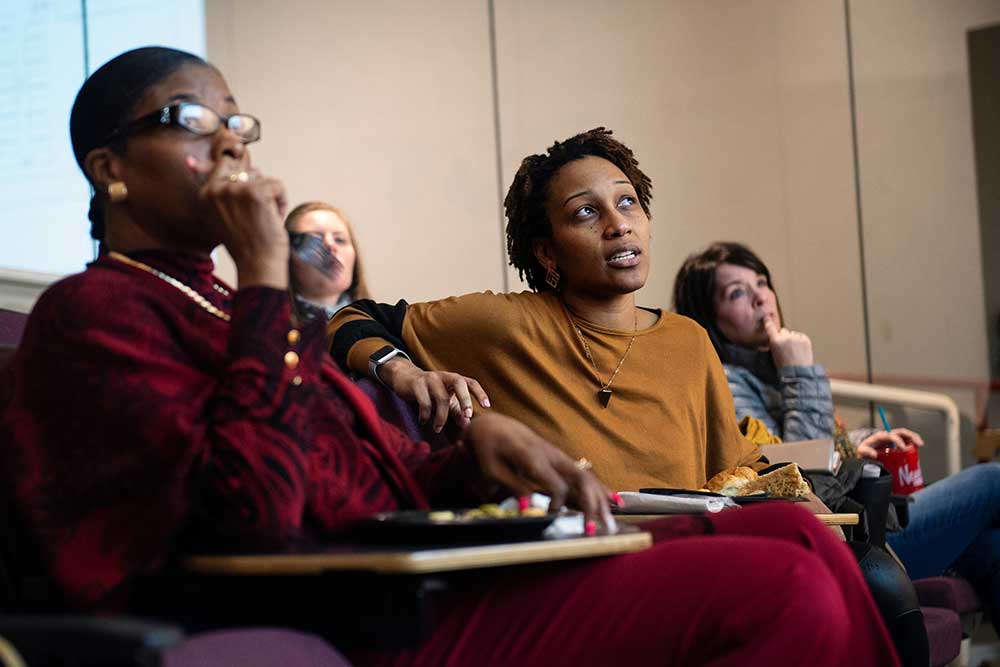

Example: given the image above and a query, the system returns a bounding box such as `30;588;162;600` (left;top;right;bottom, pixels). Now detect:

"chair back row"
0;307;27;367
0;307;46;612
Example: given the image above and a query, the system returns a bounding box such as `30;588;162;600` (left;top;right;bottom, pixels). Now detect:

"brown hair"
504;127;653;292
672;241;783;363
284;201;370;300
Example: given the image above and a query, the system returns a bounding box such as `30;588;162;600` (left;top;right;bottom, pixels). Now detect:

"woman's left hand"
461;413;616;533
856;428;924;459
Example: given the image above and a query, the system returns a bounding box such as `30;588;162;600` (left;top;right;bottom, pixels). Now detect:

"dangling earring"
545;265;560;289
107;181;128;203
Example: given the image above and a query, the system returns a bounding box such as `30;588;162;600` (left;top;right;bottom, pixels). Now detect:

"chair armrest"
912;576;982;615
890;495;910;529
829;378;961;476
0;614;184;667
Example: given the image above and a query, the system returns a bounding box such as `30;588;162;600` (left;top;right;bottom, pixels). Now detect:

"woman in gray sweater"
673;241;915;454
673;241;1000;632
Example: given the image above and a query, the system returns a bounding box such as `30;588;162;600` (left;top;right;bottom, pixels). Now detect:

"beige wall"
200;0;999;396
206;0;505;301
2;1;981;431
969;24;1000;382
493;0;867;374
850;1;998;386
205;0;876;373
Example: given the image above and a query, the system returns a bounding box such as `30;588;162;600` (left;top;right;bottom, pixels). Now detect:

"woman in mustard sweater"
329;128;763;492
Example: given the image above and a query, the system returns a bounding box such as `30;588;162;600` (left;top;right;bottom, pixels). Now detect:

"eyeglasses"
105;103;261;144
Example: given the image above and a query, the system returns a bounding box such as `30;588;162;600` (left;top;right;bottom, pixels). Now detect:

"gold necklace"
571;311;638;408
108;251;231;322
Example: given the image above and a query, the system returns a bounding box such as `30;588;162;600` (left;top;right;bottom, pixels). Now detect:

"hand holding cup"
855;428;924;459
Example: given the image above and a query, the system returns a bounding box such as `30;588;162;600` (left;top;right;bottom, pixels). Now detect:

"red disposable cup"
877;446;924;495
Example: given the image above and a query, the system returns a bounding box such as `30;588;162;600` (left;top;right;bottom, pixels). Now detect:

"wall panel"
201;0;996;418
493;0;866;372
850;0;999;385
206;0;504;301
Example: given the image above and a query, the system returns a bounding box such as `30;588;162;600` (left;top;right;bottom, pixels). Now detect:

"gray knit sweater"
724;363;836;441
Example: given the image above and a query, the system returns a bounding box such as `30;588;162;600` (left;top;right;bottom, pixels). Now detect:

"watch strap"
368;345;411;385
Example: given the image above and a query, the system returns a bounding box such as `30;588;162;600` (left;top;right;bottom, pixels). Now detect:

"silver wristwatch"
368;345;411;385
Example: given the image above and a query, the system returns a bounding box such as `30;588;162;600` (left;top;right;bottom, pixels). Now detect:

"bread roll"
702;466;757;495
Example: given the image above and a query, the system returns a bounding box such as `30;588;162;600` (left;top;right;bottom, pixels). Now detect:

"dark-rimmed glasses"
104;103;261;145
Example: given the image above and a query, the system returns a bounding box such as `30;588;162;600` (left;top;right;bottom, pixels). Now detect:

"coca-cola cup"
876;445;924;495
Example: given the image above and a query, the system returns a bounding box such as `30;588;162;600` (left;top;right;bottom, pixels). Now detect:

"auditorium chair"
0;486;185;666
913;576;983;667
833;378;984;666
849;468;968;667
0;307;27;367
0;498;351;667
356;376;451;449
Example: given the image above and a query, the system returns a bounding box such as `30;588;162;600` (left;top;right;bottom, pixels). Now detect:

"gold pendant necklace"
571;311;638;408
108;251;231;322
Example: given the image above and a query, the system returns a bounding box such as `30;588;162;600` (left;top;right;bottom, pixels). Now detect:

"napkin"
498;493;618;537
615;491;738;514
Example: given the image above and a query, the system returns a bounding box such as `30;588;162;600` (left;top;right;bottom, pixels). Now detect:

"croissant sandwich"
702;463;810;498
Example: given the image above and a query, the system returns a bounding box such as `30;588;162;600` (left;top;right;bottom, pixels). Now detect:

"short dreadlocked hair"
504;127;652;292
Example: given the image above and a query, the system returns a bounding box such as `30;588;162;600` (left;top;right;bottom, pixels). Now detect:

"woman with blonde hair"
286;201;370;322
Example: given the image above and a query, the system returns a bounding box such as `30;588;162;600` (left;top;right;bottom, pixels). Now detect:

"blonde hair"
284;201;371;301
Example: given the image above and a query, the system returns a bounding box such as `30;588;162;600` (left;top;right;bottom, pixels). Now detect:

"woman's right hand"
764;318;814;368
856;428;924;459
188;154;289;289
462;412;616;534
378;357;491;432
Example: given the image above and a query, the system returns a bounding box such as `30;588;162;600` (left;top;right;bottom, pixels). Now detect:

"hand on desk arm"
455;412;617;535
855;428;924;460
377;355;491;433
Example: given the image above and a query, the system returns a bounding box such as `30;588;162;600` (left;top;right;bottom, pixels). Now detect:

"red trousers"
352;503;899;667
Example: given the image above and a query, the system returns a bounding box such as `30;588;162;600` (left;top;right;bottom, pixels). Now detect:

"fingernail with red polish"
585;521;597;536
518;496;530;511
609;492;624;507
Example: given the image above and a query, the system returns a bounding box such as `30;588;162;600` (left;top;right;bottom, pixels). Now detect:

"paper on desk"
616;492;738;514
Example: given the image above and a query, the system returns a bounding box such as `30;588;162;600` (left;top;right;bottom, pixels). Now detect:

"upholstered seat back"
355;377;450;450
164;628;352;667
0;308;28;367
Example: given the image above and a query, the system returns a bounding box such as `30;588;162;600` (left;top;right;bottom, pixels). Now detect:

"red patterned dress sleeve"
2;255;335;607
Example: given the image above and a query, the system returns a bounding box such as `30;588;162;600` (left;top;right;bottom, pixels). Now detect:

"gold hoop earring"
108;181;128;203
545;266;560;289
